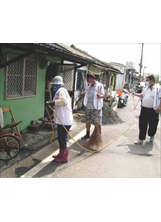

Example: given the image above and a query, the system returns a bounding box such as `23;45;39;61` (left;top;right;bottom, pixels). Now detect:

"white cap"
52;76;64;85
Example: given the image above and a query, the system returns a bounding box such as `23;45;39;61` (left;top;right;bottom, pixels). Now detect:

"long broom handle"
96;86;100;123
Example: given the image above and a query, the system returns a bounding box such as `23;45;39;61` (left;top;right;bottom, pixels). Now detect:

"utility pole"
143;66;147;79
139;43;144;77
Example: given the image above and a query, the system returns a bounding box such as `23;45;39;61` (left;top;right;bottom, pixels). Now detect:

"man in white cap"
46;76;73;163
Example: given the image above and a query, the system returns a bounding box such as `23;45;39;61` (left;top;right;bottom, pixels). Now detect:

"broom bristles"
86;123;102;150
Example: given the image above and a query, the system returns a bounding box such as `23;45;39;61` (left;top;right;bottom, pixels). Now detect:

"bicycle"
0;121;22;161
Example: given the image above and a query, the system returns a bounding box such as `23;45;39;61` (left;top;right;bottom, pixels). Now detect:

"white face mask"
145;81;149;86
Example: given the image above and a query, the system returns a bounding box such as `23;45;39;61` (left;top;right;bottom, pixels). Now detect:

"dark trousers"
139;107;159;140
57;124;71;149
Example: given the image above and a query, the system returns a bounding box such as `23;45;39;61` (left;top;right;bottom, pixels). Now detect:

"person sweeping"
75;73;105;143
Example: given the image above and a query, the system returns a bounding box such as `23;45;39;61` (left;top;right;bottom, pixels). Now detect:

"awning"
93;64;123;74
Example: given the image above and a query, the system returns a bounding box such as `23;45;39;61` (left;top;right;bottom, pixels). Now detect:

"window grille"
76;70;86;90
76;71;82;90
6;54;38;99
58;65;75;91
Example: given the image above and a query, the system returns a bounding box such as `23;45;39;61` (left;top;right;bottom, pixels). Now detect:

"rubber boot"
52;149;60;158
54;148;69;163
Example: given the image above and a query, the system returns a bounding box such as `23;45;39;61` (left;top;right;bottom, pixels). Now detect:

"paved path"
1;95;160;178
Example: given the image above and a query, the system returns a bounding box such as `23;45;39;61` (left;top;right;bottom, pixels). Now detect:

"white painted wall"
110;63;125;73
115;74;124;90
110;62;126;90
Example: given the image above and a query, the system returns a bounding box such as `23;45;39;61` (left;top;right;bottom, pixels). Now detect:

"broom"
86;87;102;150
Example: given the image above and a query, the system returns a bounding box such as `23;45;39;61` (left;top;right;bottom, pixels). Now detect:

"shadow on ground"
15;157;42;177
32;152;94;178
117;141;154;156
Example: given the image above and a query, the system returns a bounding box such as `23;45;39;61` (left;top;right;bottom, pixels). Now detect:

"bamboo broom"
86;87;102;150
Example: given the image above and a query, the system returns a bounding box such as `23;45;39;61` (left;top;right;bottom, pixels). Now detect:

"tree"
155;75;161;85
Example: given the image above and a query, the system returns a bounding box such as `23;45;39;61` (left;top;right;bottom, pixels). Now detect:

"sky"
66;43;160;76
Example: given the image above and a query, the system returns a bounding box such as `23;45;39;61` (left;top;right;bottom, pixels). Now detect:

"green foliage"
155;75;161;85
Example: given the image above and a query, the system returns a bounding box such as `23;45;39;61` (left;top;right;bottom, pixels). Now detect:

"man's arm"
155;100;161;113
55;89;67;107
96;83;105;99
46;89;67;107
75;93;85;106
132;92;143;98
155;88;161;113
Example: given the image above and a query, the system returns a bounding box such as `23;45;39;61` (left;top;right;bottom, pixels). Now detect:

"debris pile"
73;102;124;125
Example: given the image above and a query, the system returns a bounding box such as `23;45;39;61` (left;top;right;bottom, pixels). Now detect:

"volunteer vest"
53;88;73;125
83;82;104;110
142;84;161;110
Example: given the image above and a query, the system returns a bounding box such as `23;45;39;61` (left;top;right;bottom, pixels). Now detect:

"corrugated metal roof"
2;43;122;72
93;64;122;74
34;43;70;53
34;43;96;64
70;44;121;73
3;43;95;65
57;43;95;62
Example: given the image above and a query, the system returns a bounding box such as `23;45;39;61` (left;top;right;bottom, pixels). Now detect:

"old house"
109;62;126;90
64;44;121;109
0;43;95;132
70;44;121;87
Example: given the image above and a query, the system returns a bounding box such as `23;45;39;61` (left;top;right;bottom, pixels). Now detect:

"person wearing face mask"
145;80;150;87
46;76;73;163
132;75;161;144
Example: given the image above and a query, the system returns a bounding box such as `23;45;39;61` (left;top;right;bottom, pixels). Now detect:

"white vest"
83;82;104;110
53;88;73;125
153;84;161;110
143;84;161;110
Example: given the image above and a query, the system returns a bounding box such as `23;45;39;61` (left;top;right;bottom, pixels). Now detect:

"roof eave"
1;43;93;66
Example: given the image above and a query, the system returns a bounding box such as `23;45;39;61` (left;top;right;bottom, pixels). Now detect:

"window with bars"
76;70;86;90
6;54;38;99
58;64;75;91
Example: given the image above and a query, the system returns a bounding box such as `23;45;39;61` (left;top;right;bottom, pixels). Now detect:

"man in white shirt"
133;75;161;144
75;73;105;139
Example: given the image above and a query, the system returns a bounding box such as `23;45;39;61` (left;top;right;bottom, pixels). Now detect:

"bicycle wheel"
0;134;21;161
